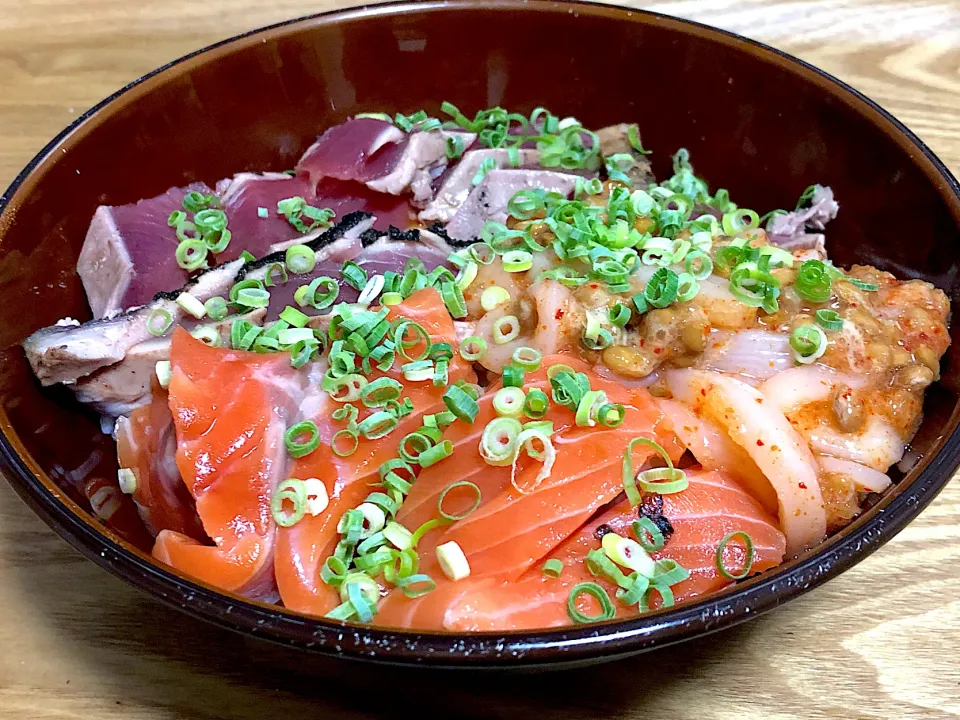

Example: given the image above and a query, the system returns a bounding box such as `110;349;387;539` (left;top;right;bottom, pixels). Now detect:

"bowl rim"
2;0;960;668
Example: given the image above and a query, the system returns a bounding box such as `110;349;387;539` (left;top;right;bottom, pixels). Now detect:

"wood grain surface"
2;0;960;717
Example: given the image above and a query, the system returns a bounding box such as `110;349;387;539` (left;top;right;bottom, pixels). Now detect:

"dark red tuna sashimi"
77;182;214;318
217;172;322;255
263;233;454;320
315;178;416;231
297;117;407;187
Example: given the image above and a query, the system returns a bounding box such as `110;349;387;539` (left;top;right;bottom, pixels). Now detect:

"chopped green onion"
460;336;487;362
623;437;684;506
480;417;522;466
235;287;270;308
393;321;431;362
815;309;844;331
190;325;220;346
601;532;655;577
502;250;533;273
522;388;550;419
146;308;174;337
295;276;339;310
440;280;467;318
480;285;511;311
469;242;496;265
472;157;498;186
493;387;525;418
729;265;781;313
410;517;452;548
229;278;263;303
175;292;206;320
632;292;649;315
418;439;453;468
278;305;309;328
511;346;542;371
203;296;228;321
493;315;520;344
608;303;632;327
542;558;564;578
509;428;556;495
340;260;367;291
446;135;465;160
443;384;479;423
396;573;437;598
502;365;525;388
438;480;482;520
716;531;755;580
795;260;832;303
575;389;607;427
596;403;625;428
284;244;316;275
358;411;399;440
401;359;435;382
271;478;307;528
175;239;207;271
567;582;616;624
398;432;433;465
674;272;699;303
721;208;760;234
360;377;403;407
633;517;666;552
790;324;827;364
644;267;679;309
285;420;321;458
847;277;879;291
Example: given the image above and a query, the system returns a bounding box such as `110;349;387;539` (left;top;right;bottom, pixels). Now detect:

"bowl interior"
2;0;960;663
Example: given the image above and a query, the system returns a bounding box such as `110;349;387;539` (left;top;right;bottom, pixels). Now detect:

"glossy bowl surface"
2;0;959;668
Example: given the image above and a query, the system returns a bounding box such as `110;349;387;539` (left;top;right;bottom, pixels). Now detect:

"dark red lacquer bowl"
2;0;959;668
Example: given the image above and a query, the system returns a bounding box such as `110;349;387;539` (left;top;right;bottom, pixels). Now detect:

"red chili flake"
653;347;662;354
756;439;764;446
589;283;599;290
700;388;707;397
640;339;646;347
555;309;565;320
798;482;808;489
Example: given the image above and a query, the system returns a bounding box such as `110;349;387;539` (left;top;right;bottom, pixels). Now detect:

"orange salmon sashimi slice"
378;358;682;627
377;470;786;631
397;355;681;534
274;288;476;616
116;387;205;540
155;327;306;602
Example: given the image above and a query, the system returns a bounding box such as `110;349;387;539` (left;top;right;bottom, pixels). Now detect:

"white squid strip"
806;415;904;473
698;329;793;383
760;365;873;414
666;368;826;555
658;398;779;515
818;456;892;494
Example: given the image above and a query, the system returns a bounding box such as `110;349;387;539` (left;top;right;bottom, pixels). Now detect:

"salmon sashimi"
155;327;304;601
426;387;677;580
378;469;785;631
397;355;681;534
274;288;476;616
116;388;205;539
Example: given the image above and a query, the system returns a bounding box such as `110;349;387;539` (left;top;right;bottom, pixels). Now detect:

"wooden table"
2;0;959;716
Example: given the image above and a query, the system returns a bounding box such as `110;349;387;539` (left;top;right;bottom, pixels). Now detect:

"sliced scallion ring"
438;480;482;521
790;324;827;364
716;531;755;580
